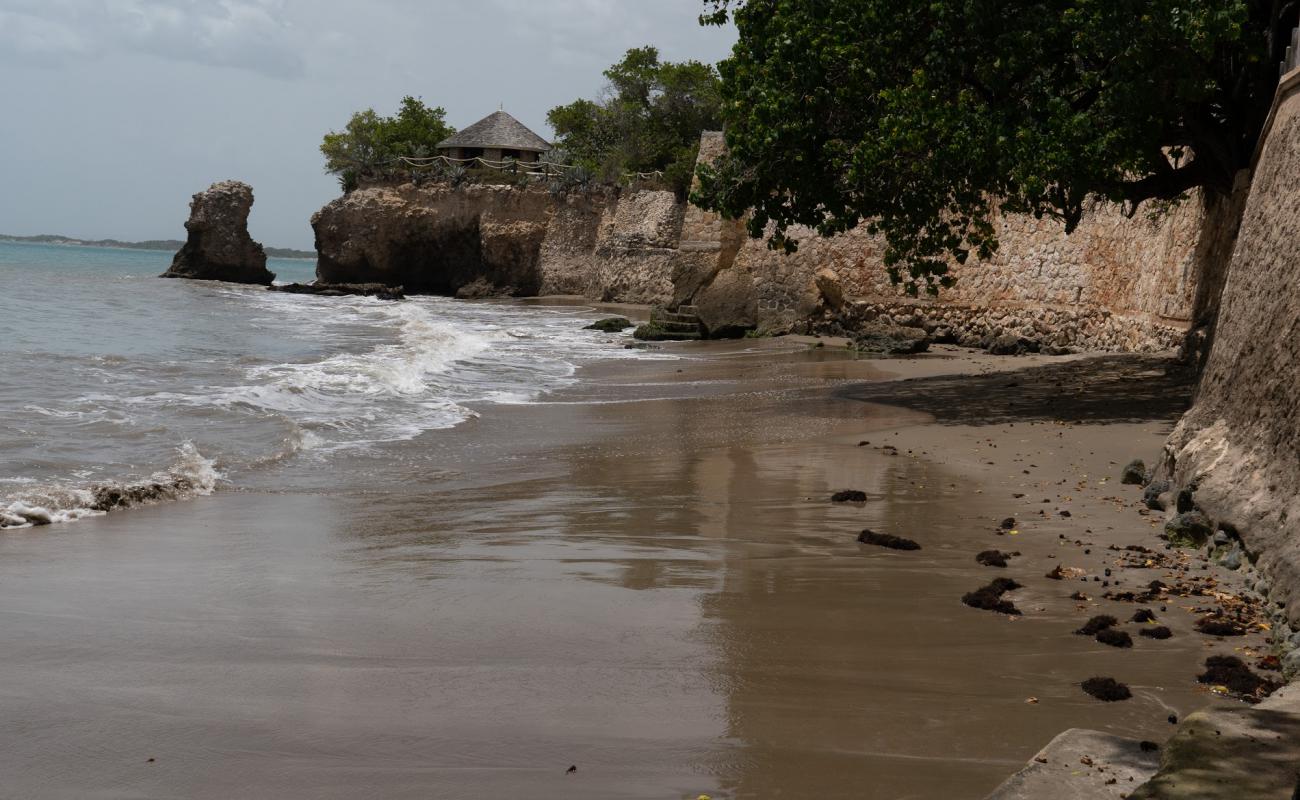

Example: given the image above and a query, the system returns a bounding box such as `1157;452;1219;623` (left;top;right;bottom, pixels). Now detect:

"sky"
0;0;736;249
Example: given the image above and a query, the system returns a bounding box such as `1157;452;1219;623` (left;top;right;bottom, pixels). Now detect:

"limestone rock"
692;264;758;338
584;317;634;332
851;323;931;355
162;181;274;285
312;185;552;296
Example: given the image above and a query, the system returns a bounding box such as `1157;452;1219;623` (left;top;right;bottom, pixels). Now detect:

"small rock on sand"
831;490;868;503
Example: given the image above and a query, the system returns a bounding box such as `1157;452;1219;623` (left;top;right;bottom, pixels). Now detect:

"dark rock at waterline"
161;181;275;285
857;529;921;550
584;317;634;333
831;490;868;503
962;578;1023;615
1164;511;1213;547
1075;615;1119;636
1096;628;1133;648
1195;615;1246;637
850;323;931;355
1143;480;1170;510
1140;625;1173;640
976;550;1017;568
1120;459;1147;485
269;282;405;300
1081;677;1132;702
1197;655;1280;702
1132;608;1157;623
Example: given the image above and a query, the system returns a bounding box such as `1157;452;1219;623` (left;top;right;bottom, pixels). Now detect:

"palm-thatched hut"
436;110;551;163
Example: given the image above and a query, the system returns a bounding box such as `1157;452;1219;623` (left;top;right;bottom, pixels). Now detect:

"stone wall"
1161;68;1300;627
679;137;1247;352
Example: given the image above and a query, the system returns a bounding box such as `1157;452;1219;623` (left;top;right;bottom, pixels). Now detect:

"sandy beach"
0;333;1269;799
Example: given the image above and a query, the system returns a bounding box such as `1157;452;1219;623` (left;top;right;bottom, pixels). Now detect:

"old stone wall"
1161;68;1300;627
679;136;1247;352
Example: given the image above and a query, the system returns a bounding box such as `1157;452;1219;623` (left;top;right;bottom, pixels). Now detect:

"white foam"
0;442;219;530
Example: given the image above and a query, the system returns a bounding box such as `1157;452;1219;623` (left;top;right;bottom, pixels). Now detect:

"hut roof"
437;110;551;152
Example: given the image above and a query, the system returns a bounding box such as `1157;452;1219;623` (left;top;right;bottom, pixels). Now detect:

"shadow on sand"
837;354;1197;426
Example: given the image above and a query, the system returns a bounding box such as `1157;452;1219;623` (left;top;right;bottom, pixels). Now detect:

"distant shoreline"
0;234;316;261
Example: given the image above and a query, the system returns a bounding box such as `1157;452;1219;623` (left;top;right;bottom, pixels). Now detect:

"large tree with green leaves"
548;46;723;195
696;1;1293;293
321;96;454;191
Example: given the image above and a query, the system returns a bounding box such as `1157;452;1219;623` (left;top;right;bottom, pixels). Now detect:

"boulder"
584;317;634;332
1121;459;1147;485
851;323;931;355
986;334;1041;355
812;268;846;311
1164;511;1214;547
162;181;274;285
1143;480;1170;511
692;264;758;338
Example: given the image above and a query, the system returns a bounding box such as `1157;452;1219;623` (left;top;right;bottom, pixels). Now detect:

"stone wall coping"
1253;66;1300;166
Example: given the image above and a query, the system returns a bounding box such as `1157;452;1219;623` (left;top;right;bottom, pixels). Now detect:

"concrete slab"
986;728;1161;800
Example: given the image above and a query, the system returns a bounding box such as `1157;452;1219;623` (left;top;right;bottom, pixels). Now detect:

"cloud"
0;0;304;77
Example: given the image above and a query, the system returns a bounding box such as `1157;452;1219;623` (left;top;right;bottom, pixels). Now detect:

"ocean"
0;240;661;528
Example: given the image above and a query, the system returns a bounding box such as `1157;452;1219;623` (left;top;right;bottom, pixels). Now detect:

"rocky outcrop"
1159;68;1300;628
311;183;684;304
162;181;274;285
312;185;551;296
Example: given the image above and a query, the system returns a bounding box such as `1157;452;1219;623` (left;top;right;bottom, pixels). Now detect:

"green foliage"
698;1;1290;294
320;96;454;191
547;46;722;196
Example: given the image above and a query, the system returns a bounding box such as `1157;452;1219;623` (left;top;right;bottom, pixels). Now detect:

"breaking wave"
0;442;220;530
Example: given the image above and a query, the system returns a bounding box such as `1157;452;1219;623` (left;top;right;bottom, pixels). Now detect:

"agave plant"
447;164;469;189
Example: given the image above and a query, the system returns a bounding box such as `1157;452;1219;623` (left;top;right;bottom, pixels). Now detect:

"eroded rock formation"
162;181;274;285
311;183;682;303
1160;70;1300;628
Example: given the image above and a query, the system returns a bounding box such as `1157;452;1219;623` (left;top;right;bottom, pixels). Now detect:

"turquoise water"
0;240;653;526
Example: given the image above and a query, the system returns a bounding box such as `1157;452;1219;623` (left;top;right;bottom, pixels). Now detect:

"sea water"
0;240;656;527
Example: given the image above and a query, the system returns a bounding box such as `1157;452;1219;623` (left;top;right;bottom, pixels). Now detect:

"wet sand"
0;338;1267;799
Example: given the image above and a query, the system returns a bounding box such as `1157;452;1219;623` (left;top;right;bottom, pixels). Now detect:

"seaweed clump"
857;529;921;550
962;578;1023;615
1082;677;1132;702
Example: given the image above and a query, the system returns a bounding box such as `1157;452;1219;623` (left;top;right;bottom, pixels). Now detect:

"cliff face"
1161;69;1300;626
311;183;682;303
162;181;274;285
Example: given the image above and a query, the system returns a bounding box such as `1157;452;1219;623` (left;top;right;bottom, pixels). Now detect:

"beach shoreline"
0;330;1273;799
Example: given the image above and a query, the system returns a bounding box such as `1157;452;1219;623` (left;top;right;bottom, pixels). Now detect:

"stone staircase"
634;305;704;341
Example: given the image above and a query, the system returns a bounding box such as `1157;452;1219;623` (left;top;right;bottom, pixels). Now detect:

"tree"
547;46;723;195
320;96;454;192
697;1;1294;294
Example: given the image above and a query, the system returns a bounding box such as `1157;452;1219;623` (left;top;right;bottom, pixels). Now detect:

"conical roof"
437;110;551;152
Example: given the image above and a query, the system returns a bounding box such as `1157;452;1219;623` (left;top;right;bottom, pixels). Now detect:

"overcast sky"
0;0;736;249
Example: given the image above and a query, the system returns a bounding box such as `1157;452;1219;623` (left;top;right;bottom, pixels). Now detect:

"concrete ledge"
985;729;1161;800
1129;685;1300;799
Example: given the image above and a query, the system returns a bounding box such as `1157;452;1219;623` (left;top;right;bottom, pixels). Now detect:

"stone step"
651;320;702;334
676;305;700;315
653;312;701;325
